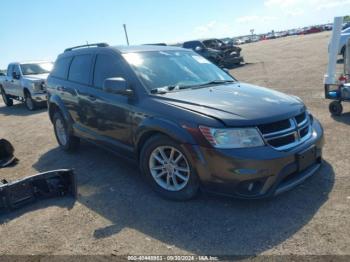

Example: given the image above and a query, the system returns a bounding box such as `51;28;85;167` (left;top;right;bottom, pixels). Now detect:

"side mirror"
103;77;134;96
195;46;203;52
12;72;19;79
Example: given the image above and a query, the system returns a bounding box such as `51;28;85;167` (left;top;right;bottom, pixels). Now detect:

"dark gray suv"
47;43;324;200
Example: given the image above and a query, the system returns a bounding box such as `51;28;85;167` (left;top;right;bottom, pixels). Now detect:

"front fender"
21;79;33;94
134;117;197;152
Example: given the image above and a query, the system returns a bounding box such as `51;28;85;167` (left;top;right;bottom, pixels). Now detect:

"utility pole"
123;24;130;46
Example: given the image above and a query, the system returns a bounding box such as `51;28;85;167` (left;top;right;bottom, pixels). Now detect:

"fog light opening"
237;179;266;196
248;183;254;191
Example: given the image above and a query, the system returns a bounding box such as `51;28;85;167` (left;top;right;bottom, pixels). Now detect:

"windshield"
20;62;53;75
122;51;234;91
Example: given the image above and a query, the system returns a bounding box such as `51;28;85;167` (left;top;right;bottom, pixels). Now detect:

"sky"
1;0;350;68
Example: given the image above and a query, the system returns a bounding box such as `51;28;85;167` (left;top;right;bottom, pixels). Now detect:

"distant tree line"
344;15;350;22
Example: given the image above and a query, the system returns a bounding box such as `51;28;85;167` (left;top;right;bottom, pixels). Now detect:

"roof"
111;45;185;53
59;43;188;58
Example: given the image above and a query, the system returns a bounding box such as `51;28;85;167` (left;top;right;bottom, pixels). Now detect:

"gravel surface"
0;31;349;256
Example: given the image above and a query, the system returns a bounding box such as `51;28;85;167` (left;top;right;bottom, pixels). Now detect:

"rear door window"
68;55;93;85
93;54;125;89
51;57;72;79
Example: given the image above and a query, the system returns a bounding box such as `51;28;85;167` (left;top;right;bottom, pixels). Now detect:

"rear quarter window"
68;55;93;85
51;57;72;79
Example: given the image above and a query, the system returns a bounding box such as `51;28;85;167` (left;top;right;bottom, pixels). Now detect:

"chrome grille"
258;112;312;150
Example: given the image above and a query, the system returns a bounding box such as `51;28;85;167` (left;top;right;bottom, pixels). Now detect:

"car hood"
156;82;305;126
23;73;49;82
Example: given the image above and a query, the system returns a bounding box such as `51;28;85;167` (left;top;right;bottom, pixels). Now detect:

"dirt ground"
0;31;349;257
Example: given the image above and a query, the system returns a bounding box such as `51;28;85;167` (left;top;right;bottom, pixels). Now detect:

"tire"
53;111;80;151
24;90;37;111
1;87;13;107
140;135;199;200
329;101;343;116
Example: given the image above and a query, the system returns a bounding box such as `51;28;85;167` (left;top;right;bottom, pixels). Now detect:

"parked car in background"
202;38;244;63
304;26;323;34
182;40;223;65
47;43;324;200
323;24;333;31
0;61;53;110
250;35;261;42
183;39;243;67
287;29;299;36
266;33;276;39
234;38;245;45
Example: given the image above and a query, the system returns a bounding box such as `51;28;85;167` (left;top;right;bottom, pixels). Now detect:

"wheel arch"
135;118;197;159
23;87;30;96
48;94;74;128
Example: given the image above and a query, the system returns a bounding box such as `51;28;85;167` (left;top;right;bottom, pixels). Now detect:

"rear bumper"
186;119;324;199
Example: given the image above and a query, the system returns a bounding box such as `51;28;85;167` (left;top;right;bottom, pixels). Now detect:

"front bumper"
222;56;244;65
187;119;324;199
31;92;47;102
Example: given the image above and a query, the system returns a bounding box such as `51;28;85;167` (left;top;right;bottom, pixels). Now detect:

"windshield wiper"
150;80;235;94
198;80;235;86
179;80;235;90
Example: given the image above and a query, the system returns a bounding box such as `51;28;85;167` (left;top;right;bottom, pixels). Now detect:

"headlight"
31;82;42;92
199;126;265;149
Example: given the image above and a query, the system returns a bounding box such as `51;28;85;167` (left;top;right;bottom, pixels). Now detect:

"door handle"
87;94;96;101
57;86;66;91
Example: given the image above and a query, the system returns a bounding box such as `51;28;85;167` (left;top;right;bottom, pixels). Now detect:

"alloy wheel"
55;118;67;146
149;146;190;191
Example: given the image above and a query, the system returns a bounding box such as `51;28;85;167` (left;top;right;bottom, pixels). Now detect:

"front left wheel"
24;91;37;111
140;135;200;200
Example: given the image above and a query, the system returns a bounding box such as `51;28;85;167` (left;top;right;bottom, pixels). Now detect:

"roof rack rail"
64;42;109;52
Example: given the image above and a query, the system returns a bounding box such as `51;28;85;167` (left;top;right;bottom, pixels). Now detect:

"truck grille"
258;112;312;150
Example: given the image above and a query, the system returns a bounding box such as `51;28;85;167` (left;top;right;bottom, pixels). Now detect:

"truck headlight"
31;82;42;92
199;126;265;149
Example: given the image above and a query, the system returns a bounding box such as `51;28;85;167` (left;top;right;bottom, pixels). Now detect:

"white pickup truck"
0;61;53;110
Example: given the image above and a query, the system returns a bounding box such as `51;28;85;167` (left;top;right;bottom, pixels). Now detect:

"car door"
65;54;95;134
86;52;134;151
12;64;22;97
